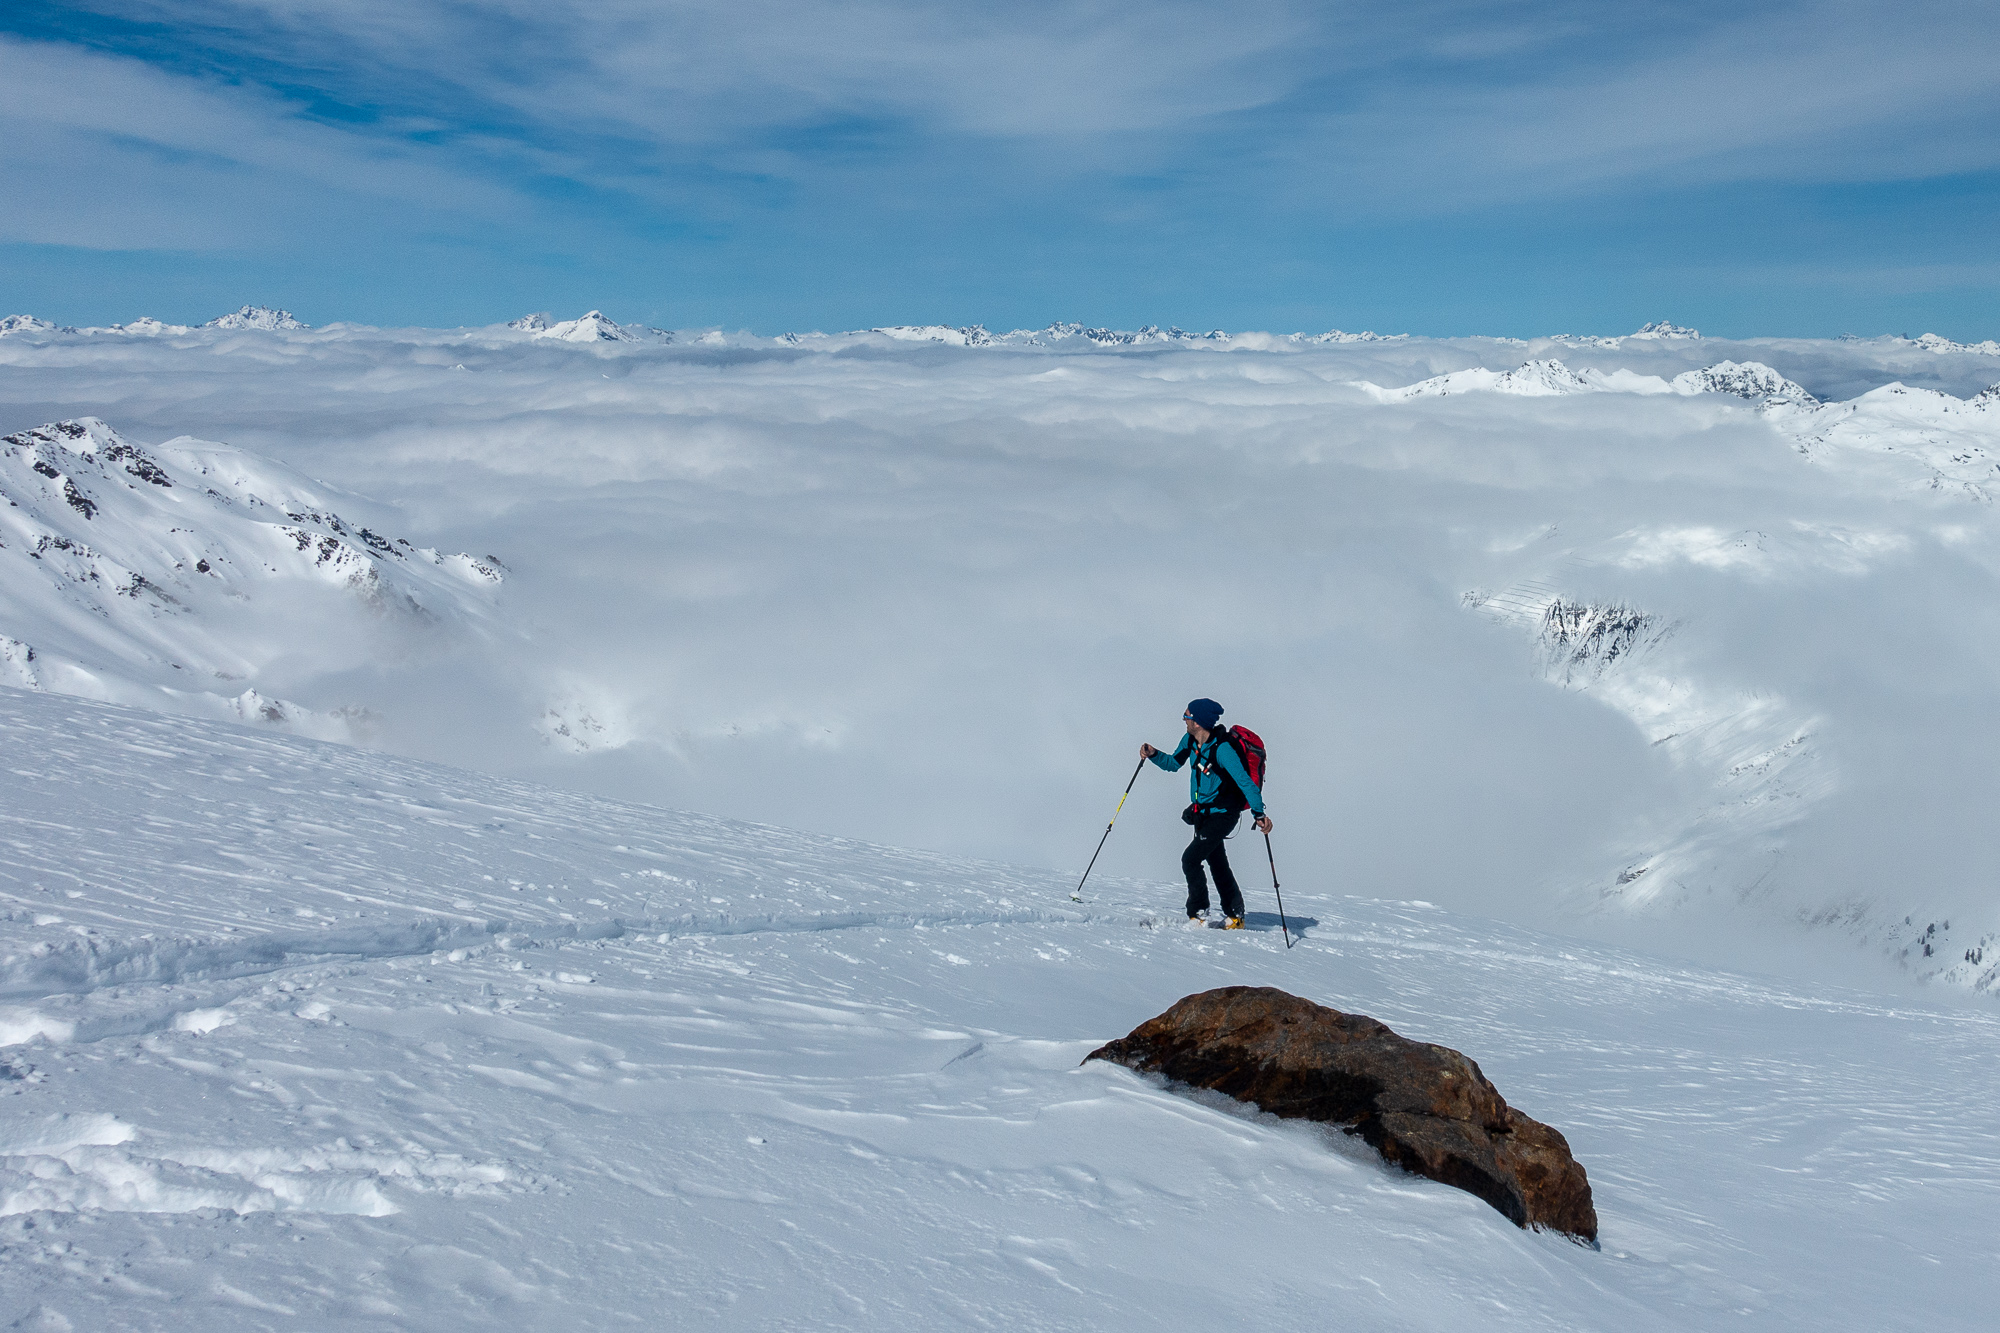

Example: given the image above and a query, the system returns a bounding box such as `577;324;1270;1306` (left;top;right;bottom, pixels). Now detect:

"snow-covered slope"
1774;381;2000;499
0;418;503;739
2;687;1995;1330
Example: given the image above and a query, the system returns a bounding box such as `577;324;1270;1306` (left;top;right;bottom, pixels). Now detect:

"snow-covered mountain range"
7;309;1994;355
2;316;1999;1007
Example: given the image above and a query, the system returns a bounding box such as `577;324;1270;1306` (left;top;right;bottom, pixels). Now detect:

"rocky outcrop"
1085;986;1598;1244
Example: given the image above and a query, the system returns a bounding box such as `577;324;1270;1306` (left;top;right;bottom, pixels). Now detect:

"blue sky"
3;0;1996;336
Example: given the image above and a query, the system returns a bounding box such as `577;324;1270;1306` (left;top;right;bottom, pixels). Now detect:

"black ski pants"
1182;810;1245;919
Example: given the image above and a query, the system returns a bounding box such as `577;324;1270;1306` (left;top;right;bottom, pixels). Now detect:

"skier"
1141;698;1271;928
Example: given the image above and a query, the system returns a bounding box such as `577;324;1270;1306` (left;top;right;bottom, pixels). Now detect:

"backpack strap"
1207;728;1249;813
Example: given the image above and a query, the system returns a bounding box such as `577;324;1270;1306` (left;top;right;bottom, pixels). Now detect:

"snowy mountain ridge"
1366;358;1598;398
507;310;670;343
202;305;309;331
1909;333;2000;355
98;317;192;337
1671;360;1820;406
1628;320;1701;340
1360;357;1824;405
0;418;503;740
0;315;74;337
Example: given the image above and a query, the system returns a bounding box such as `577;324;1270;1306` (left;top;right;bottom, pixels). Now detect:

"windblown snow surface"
2;688;1997;1329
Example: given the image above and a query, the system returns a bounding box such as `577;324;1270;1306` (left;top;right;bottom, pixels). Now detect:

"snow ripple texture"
1;690;1997;1329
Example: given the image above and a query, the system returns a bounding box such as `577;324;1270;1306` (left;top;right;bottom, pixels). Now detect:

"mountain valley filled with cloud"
7;311;1999;995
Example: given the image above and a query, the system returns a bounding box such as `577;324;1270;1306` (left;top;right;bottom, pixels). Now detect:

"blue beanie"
1185;698;1223;728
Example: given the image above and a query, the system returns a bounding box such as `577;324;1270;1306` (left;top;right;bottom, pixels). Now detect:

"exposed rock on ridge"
1086;986;1598;1244
1671;360;1817;407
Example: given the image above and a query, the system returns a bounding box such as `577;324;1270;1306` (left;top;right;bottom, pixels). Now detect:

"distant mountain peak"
0;314;76;337
111;317;192;336
1672;360;1816;408
1630;321;1701;340
203;305;309;331
528;310;666;343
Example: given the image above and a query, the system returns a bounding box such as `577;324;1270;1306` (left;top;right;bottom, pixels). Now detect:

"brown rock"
1084;985;1598;1244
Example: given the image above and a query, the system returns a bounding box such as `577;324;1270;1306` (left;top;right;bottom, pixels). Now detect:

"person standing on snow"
1140;698;1271;928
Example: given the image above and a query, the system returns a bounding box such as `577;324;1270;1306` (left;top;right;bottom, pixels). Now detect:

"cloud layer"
7;321;2000;989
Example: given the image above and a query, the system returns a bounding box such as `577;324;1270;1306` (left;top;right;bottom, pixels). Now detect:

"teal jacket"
1148;731;1264;816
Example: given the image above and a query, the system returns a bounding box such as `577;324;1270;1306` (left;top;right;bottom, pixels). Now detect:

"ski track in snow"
2;688;1997;1329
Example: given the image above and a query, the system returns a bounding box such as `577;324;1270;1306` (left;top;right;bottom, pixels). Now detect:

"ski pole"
1265;831;1293;948
1072;756;1146;902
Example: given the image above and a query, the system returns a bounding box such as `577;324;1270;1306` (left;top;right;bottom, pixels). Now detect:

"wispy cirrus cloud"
30;1;2000;207
0;34;519;250
1291;0;2000;206
37;0;1321;146
4;1;1997;331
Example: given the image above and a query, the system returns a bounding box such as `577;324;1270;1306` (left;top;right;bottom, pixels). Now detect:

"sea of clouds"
4;315;1999;990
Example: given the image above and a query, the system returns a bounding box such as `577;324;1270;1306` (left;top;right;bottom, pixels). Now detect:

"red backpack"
1215;726;1267;811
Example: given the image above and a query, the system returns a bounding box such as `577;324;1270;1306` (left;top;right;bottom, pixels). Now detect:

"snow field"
3;688;1997;1329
